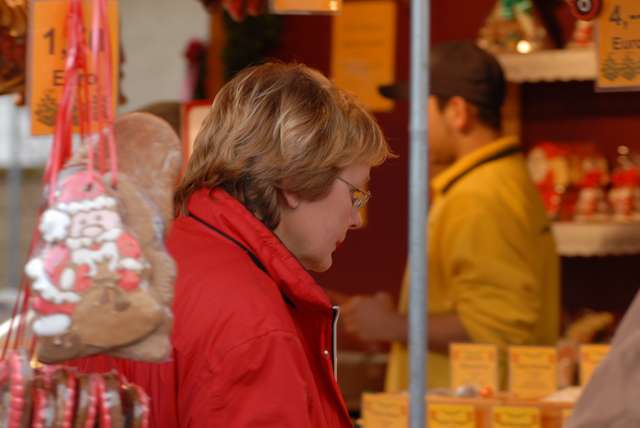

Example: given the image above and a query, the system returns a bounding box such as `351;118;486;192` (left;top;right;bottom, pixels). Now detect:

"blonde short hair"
174;62;392;230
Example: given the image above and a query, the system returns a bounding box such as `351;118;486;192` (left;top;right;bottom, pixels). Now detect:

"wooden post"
207;4;227;99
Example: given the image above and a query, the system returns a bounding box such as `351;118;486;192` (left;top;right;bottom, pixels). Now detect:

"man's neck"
455;126;501;160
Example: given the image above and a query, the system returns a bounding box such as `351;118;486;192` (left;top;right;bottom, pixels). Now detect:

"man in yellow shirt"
342;41;559;390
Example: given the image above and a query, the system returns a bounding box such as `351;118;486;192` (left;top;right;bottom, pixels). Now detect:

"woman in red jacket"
74;62;391;427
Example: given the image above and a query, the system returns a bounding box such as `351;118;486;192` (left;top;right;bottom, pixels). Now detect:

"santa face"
69;209;122;239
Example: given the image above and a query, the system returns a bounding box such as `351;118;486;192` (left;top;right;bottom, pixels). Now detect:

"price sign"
597;0;640;90
28;0;119;136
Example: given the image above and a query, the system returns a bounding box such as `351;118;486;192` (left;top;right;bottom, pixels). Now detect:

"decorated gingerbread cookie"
73;373;100;428
120;382;149;428
26;170;164;363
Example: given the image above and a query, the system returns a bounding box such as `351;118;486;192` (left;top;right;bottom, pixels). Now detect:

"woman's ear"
281;189;301;209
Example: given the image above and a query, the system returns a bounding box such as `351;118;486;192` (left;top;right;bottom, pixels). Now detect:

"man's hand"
342;292;406;344
342;292;471;354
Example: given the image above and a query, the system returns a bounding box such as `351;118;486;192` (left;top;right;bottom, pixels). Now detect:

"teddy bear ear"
112;112;182;223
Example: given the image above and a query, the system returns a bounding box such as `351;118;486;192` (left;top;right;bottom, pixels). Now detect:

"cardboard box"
361;393;498;428
360;393;573;428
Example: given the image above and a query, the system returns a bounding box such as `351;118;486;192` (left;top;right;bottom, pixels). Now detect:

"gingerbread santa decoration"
25;169;164;361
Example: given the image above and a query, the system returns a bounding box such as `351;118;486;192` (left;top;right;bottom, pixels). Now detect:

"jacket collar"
186;188;332;312
432;136;521;198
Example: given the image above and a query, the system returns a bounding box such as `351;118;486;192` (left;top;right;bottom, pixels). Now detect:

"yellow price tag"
450;343;498;392
428;403;475;428
493;406;541;428
508;346;557;399
28;0;119;136
597;0;640;90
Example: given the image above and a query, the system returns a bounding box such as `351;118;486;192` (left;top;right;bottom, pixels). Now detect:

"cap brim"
378;82;408;101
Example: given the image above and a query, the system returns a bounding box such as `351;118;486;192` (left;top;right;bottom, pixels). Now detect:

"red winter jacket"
70;188;353;427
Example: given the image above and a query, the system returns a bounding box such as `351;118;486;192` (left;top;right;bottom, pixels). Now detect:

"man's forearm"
391;312;471;354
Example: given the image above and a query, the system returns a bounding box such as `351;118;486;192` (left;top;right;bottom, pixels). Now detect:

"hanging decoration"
2;0;182;423
0;0;184;423
477;0;550;54
4;0;180;366
21;0;178;364
566;0;602;21
0;350;151;427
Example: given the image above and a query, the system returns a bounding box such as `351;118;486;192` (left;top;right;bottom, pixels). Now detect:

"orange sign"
29;0;119;136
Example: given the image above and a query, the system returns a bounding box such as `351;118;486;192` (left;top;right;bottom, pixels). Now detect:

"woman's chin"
305;256;333;273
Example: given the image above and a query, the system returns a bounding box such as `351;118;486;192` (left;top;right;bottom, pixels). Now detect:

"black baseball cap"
379;40;506;110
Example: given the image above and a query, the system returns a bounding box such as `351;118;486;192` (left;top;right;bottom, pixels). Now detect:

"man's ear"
281;189;301;209
444;96;472;132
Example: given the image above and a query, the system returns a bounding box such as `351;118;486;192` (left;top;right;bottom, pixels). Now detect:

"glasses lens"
337;177;369;210
352;190;369;209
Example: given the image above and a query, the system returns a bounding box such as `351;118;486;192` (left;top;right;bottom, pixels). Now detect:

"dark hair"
434;94;502;132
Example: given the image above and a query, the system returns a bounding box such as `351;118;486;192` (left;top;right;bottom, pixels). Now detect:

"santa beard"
66;227;122;250
67;228;123;275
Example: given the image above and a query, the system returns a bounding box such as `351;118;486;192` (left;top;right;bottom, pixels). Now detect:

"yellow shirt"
385;136;560;391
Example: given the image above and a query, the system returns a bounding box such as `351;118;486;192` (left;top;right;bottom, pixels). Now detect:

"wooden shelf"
552;222;640;257
497;49;596;83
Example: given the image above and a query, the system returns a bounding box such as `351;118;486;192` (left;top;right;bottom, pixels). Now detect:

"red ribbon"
44;0;118;198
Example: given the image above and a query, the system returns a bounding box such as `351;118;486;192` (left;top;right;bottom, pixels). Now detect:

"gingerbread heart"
73;373;100;428
99;372;124;428
120;382;149;428
0;351;33;428
31;377;56;428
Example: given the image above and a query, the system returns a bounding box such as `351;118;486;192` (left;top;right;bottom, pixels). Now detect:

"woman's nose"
350;208;364;229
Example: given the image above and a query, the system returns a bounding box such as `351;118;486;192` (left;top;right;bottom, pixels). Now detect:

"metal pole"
408;0;429;426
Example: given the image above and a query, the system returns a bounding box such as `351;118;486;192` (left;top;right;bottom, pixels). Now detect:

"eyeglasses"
336;177;371;210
